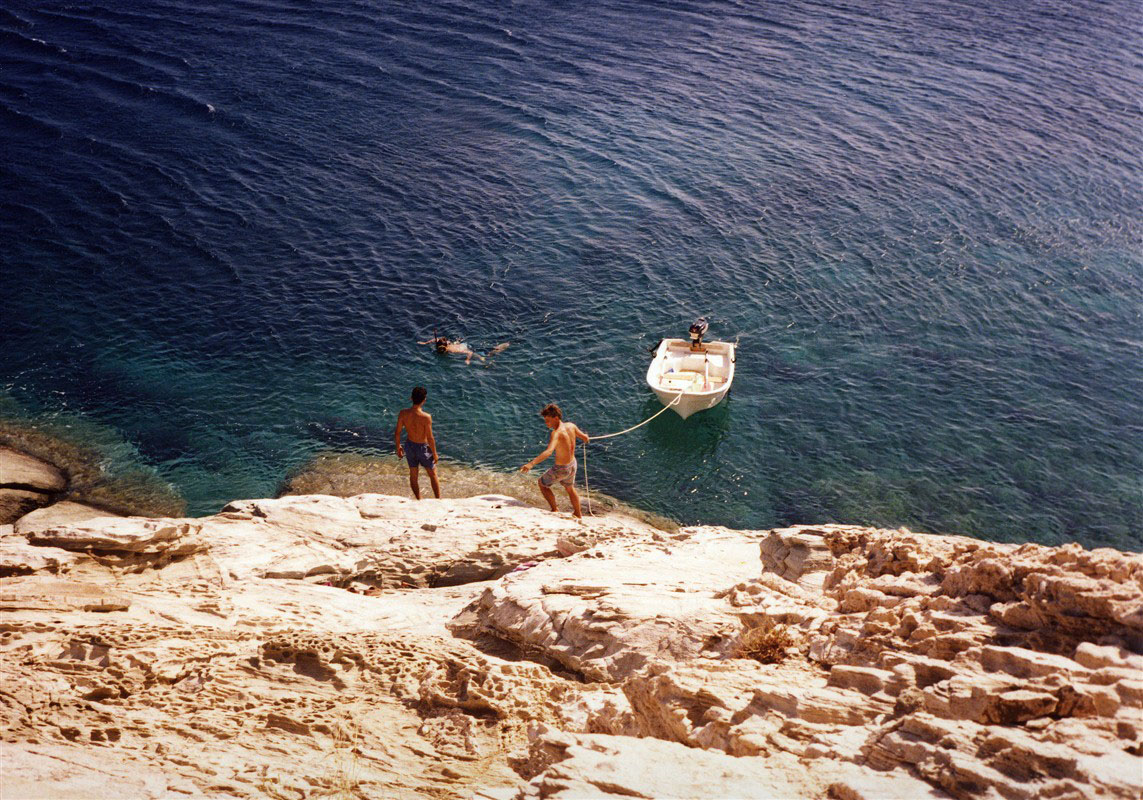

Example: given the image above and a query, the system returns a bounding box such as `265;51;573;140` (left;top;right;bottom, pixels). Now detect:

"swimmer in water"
419;336;484;365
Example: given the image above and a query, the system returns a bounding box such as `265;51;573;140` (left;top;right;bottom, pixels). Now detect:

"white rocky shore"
1;448;1141;799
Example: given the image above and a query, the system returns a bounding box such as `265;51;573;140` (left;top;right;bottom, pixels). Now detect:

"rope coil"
582;391;683;516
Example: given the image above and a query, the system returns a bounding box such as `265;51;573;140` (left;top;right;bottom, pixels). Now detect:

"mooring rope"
581;391;683;517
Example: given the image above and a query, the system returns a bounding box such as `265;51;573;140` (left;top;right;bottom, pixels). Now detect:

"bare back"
398;407;433;444
552;421;582;465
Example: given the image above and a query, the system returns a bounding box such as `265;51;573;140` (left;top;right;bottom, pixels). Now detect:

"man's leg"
426;468;441;499
538;479;558;512
565;485;582;519
409;466;421;500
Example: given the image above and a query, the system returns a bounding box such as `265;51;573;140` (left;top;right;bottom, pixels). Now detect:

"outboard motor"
688;317;708;350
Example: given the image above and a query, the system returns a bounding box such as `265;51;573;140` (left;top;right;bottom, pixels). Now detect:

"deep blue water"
2;0;1140;548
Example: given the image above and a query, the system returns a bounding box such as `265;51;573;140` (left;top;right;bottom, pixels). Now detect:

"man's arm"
394;411;406;458
520;429;557;473
426;417;438;464
574;424;590;443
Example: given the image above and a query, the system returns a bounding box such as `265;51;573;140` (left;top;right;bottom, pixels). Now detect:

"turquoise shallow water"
1;0;1140;548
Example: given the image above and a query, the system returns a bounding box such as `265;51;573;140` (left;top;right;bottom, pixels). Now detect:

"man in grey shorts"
520;403;590;518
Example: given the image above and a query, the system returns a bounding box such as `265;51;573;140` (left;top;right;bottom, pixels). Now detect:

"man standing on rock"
395;386;440;500
520;403;589;519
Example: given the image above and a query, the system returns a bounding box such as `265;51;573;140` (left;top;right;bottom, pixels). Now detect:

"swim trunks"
404;439;435;470
540;458;577;488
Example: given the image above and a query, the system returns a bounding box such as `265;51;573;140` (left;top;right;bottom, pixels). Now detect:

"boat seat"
659;370;705;391
678;353;728;371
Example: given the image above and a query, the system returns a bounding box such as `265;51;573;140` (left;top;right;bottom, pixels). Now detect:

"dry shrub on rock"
733;621;796;664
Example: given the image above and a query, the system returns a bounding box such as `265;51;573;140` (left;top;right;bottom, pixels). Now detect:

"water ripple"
0;0;1139;548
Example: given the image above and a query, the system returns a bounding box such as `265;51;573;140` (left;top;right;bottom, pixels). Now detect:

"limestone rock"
27;517;201;558
452;526;762;681
517;727;953;800
0;447;67;492
759;526;836;590
213;493;659;587
979;644;1089;680
0;499;1139;800
2;744;191;799
14;501;119;535
516;728;831;799
0;575;131;613
0;448;68;524
0;525;85;576
0;488;51;525
828;764;954;800
1074;642;1143;672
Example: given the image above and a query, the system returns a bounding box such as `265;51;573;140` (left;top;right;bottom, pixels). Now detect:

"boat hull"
646;338;735;420
651;384;730;419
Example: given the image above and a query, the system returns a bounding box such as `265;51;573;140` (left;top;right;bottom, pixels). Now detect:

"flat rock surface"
1;497;1140;799
14;501;120;535
211;493;661;586
0;447;67;493
452;525;765;681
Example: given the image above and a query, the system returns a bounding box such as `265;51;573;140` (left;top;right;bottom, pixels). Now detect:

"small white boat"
646;318;735;419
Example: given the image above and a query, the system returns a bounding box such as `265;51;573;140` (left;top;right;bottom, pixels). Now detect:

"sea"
1;0;1139;549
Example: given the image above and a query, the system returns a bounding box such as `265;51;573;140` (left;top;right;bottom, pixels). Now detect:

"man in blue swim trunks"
520;403;590;518
395;386;440;499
